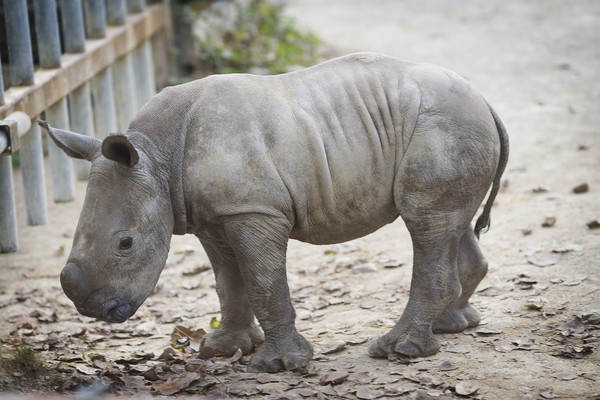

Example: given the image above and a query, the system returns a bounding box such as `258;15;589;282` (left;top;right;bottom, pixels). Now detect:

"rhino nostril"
106;301;132;323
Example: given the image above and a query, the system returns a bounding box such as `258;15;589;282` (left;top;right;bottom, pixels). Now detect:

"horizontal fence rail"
0;0;170;253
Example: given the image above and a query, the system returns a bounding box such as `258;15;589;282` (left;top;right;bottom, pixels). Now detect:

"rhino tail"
474;104;510;239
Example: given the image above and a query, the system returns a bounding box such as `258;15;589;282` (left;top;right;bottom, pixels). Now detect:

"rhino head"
41;122;174;323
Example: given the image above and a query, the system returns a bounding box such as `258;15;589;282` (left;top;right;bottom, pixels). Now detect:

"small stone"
572;182;589;194
521;227;533;236
586;218;600;229
542;216;556;228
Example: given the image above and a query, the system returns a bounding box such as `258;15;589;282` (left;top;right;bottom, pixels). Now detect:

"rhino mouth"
76;297;135;323
104;298;134;323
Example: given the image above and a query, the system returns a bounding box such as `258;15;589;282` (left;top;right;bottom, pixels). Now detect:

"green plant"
193;0;320;74
9;345;47;378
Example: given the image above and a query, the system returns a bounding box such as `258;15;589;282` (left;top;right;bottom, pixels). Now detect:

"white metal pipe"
20;119;48;226
0;111;31;253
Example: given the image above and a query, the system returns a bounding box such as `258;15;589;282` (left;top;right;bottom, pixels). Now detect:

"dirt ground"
1;0;599;399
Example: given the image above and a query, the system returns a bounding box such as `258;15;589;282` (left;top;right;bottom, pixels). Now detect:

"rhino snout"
60;263;89;305
60;263;135;323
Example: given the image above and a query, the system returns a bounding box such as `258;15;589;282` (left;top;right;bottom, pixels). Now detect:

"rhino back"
175;54;422;243
132;53;494;245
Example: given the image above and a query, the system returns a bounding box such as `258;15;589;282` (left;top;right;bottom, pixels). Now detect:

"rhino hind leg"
432;228;487;333
200;240;265;356
370;119;496;359
368;218;463;359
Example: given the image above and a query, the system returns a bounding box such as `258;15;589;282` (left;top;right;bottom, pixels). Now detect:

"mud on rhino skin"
39;52;509;373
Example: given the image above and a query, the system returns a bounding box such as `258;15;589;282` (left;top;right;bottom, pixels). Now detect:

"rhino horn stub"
38;120;101;161
101;134;139;167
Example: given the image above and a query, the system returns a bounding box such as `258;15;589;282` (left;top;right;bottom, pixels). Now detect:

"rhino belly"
288;187;400;245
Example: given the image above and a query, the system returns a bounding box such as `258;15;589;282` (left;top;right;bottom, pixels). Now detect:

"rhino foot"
368;326;440;359
432;305;481;334
247;332;313;373
201;322;264;356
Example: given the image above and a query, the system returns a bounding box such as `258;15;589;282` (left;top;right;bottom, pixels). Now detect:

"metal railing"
0;0;170;253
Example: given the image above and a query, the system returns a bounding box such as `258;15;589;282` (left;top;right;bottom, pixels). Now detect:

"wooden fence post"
83;0;107;39
107;0;127;26
0;54;4;106
4;0;48;227
113;55;138;132
32;0;75;205
68;83;95;181
0;155;18;252
91;68;119;140
61;0;94;180
0;1;170;252
86;1;119;140
128;0;147;14
59;0;86;53
32;0;62;68
0;4;17;252
0;112;33;252
4;0;34;86
20;121;48;225
133;41;157;109
45;99;76;202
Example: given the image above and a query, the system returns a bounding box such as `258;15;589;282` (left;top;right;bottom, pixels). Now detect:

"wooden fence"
0;0;170;253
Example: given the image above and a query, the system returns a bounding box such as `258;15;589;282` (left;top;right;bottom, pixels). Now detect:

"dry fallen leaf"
320;340;347;355
551;243;583;253
171;325;206;351
153;373;204;396
351;262;378;274
439;360;459;371
182;264;211;276
323;280;344;293
228;347;243;363
455;381;479;396
257;382;288;395
540;390;559;399
75;364;100;375
532;185;550;193
512;339;539;351
470;328;503;337
319;370;349;385
210;317;220;329
528;253;561;267
525;297;545;310
561;276;586;286
356;386;384;399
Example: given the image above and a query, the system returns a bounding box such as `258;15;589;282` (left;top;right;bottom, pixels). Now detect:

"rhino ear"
38;120;101;161
101;135;139;167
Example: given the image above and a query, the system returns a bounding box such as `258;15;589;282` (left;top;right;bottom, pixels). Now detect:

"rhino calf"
41;52;508;373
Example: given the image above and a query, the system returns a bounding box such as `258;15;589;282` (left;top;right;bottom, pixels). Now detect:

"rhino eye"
119;237;133;250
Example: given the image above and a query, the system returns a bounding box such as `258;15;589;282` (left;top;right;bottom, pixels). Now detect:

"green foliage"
194;0;320;74
8;345;46;378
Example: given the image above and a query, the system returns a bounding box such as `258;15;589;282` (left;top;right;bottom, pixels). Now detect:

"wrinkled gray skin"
41;53;508;373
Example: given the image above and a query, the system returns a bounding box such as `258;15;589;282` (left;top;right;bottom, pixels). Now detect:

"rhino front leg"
224;215;313;373
199;239;264;355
